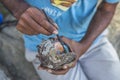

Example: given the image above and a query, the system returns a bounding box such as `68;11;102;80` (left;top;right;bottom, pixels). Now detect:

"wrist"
13;2;30;19
80;37;94;47
0;0;30;19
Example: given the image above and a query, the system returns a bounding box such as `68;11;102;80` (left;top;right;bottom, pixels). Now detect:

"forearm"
80;1;118;46
0;0;30;19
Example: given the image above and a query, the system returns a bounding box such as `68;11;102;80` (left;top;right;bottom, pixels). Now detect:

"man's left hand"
39;36;89;75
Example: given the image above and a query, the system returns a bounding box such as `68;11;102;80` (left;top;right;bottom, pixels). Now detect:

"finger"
16;24;27;34
61;36;73;51
42;10;59;32
17;19;38;35
33;8;57;27
17;26;36;35
38;66;47;70
38;65;69;75
62;65;68;69
50;69;69;75
21;12;50;34
63;60;77;69
27;8;58;34
53;23;59;30
38;65;51;71
21;13;51;35
48;17;59;29
61;36;71;46
38;66;52;73
39;20;58;34
39;67;68;75
17;22;35;35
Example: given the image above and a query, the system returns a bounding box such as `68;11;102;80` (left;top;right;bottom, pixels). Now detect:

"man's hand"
0;0;58;35
39;36;89;75
16;7;58;35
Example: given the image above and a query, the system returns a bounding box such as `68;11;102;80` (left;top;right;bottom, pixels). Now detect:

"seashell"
37;38;76;70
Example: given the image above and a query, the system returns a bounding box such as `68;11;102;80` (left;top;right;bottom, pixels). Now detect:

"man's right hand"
16;7;58;35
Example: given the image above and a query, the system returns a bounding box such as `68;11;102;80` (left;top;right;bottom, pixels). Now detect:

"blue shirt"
24;0;119;51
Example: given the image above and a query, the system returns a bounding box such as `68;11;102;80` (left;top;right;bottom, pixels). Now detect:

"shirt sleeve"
105;0;120;3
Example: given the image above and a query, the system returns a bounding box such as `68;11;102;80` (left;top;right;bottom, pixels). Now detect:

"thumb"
61;36;73;51
61;36;70;45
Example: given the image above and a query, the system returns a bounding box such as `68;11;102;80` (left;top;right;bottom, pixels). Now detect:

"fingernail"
63;65;67;69
47;69;52;73
53;30;58;34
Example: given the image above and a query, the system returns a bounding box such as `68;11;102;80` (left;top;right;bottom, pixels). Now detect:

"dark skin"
39;1;119;75
0;0;58;35
0;0;118;75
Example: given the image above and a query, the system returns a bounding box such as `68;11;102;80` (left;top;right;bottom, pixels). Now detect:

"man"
0;0;120;80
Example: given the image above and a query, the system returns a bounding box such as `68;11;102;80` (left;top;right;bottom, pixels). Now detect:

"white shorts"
25;37;120;80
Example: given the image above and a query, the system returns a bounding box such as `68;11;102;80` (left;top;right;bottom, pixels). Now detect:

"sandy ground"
108;3;120;57
108;3;120;40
